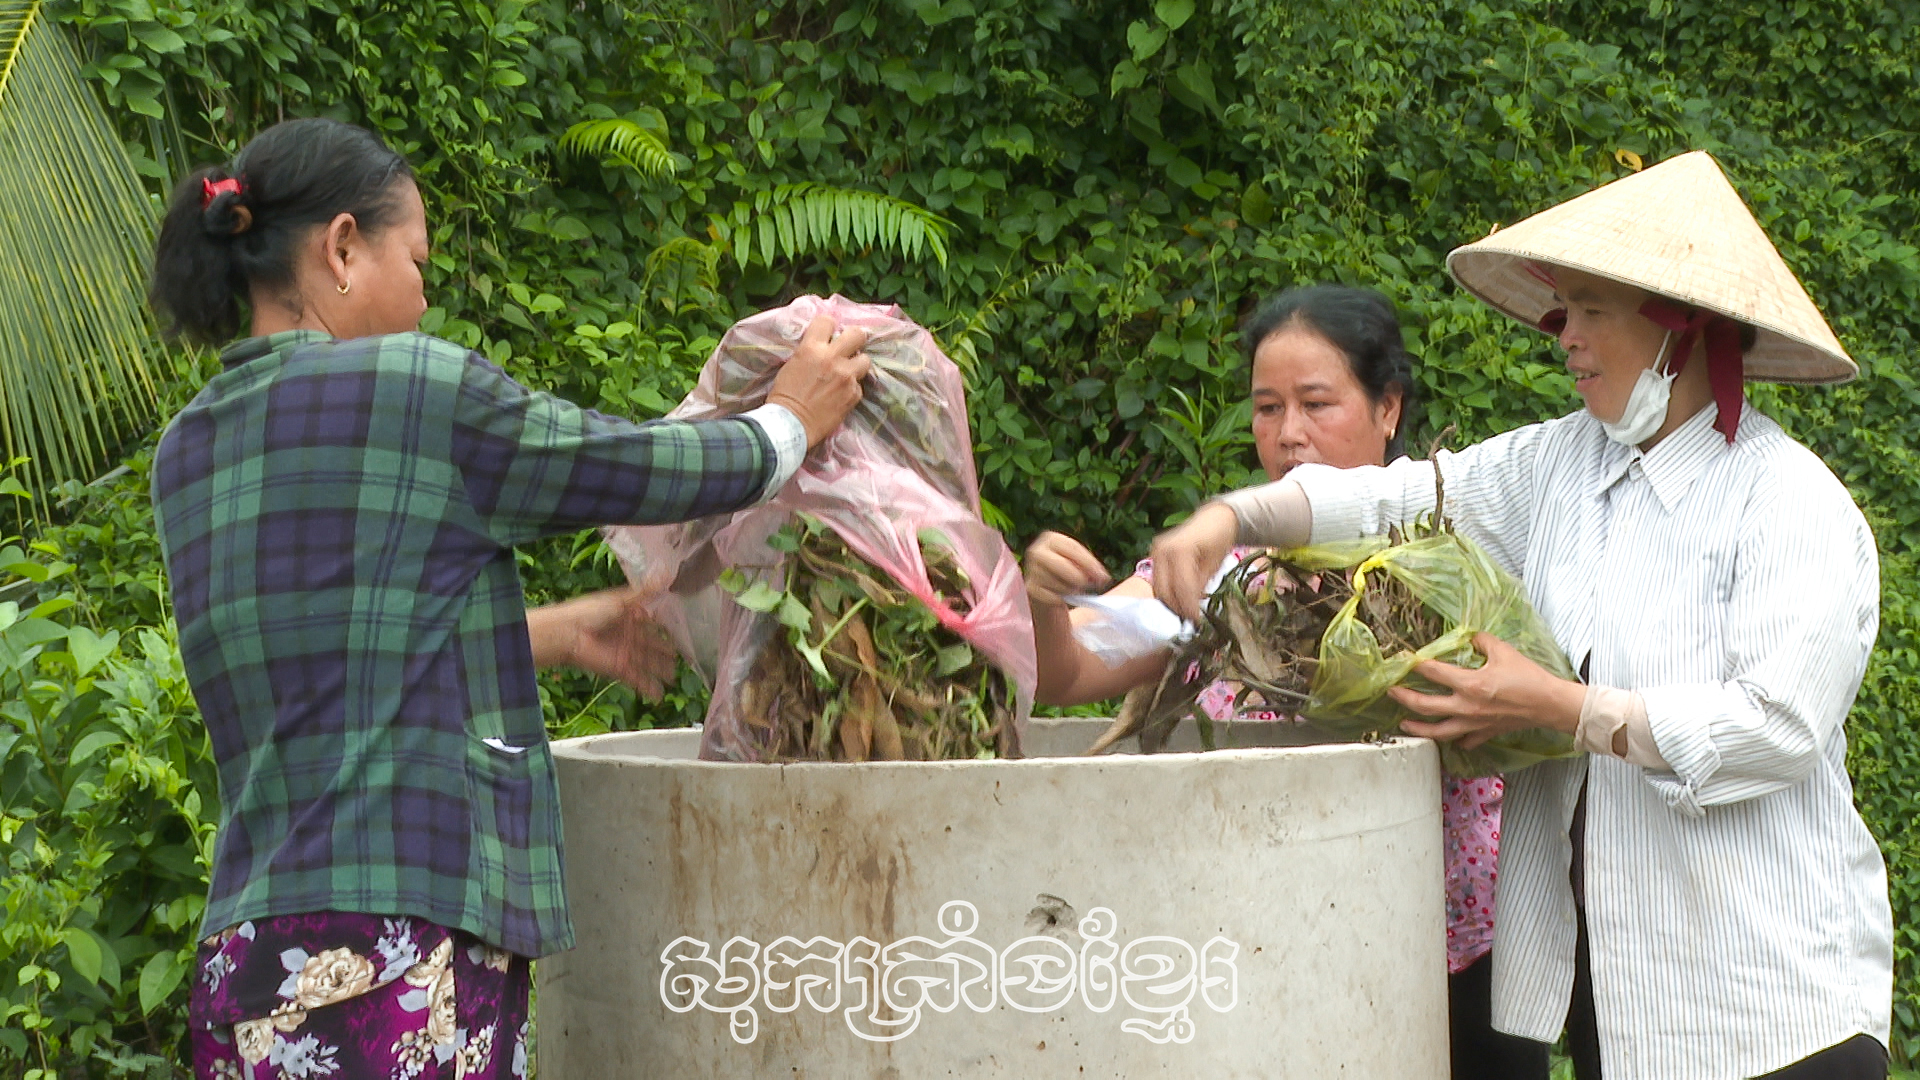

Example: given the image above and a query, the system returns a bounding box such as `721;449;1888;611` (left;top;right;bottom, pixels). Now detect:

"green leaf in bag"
776;594;813;633
935;643;974;676
732;581;785;613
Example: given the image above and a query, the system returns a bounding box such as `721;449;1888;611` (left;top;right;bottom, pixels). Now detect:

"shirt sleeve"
1577;685;1667;769
739;402;808;501
451;352;781;546
1285;418;1555;578
1636;467;1880;816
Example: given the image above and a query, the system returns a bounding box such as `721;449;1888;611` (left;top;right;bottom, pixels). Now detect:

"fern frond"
936;264;1065;374
0;0;165;498
756;213;777;267
715;183;952;271
773;199;798;262
557;118;676;180
641;236;720;312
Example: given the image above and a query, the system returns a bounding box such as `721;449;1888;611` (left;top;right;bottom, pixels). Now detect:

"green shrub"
1;461;209;1075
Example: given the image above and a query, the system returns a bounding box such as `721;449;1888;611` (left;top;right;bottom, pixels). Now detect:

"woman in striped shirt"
1149;153;1892;1079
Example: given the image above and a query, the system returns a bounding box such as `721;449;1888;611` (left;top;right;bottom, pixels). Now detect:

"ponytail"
151;166;252;344
149;118;414;345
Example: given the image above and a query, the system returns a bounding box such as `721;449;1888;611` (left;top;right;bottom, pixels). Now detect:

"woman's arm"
1152;419;1563;620
1385;442;1878;814
1026;532;1171;706
450;317;867;546
526;587;678;699
1632;471;1879;814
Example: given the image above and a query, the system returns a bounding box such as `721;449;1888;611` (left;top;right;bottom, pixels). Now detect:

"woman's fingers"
1458;729;1499;750
1399;715;1479;741
1408;647;1493;690
1388;683;1464;717
1472;632;1522;664
1401;714;1505;750
1153;549;1201;623
1149;503;1238;622
628;621;678;701
797;313;835;347
1393;634;1585;744
543;587;686;700
1024;532;1111;606
768;316;873;447
1065;537;1109;579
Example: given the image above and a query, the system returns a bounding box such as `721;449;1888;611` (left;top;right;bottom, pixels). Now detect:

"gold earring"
337;279;351;295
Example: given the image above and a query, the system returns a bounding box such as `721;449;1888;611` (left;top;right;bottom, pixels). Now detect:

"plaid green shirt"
153;330;774;957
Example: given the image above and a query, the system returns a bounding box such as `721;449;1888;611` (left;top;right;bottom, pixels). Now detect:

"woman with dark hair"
149;117;870;1078
1024;284;1546;1078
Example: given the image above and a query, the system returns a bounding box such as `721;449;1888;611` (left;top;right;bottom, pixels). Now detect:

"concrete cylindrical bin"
536;720;1445;1078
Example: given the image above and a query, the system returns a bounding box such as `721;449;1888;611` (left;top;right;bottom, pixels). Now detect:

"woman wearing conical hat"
1151;151;1892;1079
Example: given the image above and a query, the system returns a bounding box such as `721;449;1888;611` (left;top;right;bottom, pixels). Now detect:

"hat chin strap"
1634;296;1745;444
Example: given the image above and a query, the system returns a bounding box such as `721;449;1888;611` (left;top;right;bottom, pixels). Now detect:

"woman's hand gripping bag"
602;295;1035;761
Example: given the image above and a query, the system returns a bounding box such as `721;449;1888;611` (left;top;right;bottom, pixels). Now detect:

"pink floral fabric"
1134;553;1501;974
1439;774;1501;973
189;913;530;1079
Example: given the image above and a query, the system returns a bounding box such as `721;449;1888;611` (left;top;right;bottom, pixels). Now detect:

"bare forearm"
1032;602;1168;706
525;601;577;669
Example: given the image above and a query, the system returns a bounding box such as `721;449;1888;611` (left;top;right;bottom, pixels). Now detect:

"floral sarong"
189;913;530;1079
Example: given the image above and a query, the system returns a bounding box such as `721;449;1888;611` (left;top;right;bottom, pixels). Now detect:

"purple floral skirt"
189;913;530;1079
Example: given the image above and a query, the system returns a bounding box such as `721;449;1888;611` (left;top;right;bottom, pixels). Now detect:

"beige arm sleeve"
1214;478;1312;549
1576;685;1668;769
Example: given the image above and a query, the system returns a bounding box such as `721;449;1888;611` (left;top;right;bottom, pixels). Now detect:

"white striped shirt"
1285;401;1891;1079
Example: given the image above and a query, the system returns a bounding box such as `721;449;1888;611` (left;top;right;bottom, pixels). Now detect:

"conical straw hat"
1446;150;1855;384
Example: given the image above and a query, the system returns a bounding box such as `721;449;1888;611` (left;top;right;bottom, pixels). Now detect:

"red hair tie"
201;176;242;208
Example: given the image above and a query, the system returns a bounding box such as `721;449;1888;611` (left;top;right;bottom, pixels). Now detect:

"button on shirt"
152;330;805;959
1286;402;1891;1080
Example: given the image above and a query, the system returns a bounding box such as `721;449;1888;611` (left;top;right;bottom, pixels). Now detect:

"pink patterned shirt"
1134;553;1500;973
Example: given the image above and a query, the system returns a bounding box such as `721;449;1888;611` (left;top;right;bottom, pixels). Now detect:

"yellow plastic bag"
1288;532;1580;777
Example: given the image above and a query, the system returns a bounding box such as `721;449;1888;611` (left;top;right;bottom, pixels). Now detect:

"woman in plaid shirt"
148;117;869;1079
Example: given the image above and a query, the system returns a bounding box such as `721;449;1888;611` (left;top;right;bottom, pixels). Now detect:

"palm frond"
717;183;952;271
557;118;676;180
0;0;165;498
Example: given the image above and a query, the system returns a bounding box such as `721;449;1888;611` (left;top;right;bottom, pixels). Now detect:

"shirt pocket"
465;735;540;861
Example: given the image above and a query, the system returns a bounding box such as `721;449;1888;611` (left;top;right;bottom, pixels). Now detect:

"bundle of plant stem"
723;513;1018;761
1091;523;1438;756
1092;477;1579;776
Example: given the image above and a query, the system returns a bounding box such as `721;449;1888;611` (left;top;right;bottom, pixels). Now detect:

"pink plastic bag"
602;295;1035;761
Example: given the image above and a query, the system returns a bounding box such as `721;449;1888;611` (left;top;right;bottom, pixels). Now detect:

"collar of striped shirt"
1591;402;1732;512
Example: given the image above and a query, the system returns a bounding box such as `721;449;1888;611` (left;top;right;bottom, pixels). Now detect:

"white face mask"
1597;331;1675;446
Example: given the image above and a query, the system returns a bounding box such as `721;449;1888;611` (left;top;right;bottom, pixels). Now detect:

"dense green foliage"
5;0;1919;1071
2;464;210;1076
